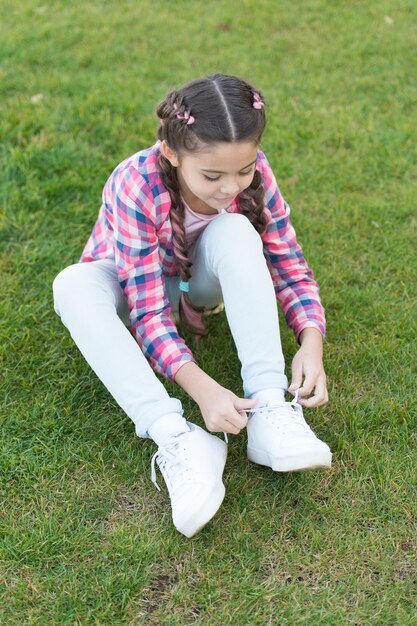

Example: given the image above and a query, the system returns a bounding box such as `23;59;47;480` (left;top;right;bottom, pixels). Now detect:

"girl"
53;74;331;538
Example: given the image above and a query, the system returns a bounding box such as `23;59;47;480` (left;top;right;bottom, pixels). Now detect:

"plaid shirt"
80;141;325;381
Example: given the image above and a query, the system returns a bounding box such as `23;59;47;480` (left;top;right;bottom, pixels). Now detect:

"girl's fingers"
209;412;251;434
288;380;302;394
289;362;303;394
298;373;317;397
217;411;248;434
298;378;328;407
299;394;325;408
208;421;240;434
235;410;249;426
229;411;248;430
223;420;242;435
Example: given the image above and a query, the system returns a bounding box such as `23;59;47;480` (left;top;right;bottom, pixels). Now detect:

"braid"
157;92;197;152
157;90;182;121
158;154;207;344
238;169;269;235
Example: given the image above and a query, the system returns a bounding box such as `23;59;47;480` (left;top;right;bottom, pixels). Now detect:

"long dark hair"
156;73;269;345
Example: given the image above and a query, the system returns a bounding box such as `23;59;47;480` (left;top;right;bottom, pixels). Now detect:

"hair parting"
211;78;236;140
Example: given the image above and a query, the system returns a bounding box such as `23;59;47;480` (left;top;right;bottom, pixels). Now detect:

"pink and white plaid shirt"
80;141;325;381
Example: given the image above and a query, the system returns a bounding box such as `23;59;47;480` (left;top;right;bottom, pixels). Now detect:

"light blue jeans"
52;213;288;437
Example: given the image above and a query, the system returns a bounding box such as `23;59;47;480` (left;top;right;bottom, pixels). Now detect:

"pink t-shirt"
183;199;229;247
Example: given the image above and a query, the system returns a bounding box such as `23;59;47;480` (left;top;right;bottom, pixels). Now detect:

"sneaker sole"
203;302;224;317
171;303;224;325
175;481;226;538
247;446;332;472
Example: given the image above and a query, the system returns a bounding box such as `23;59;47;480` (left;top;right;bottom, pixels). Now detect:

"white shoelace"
290;388;301;408
150;433;192;492
240;389;312;434
151;428;228;492
240;389;301;415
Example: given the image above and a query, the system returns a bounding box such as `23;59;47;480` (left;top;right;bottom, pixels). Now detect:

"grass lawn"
1;0;416;624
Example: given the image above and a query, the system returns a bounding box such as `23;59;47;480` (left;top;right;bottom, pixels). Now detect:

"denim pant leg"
176;212;288;397
52;259;184;438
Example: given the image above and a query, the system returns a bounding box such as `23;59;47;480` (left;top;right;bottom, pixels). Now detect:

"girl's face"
161;140;258;215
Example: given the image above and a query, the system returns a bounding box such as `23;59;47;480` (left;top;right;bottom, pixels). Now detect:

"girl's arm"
108;166;197;381
258;152;328;406
257;151;326;342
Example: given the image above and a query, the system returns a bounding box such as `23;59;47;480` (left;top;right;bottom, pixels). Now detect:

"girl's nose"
220;180;240;195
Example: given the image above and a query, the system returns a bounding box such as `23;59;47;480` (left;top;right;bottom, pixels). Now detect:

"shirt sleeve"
258;152;326;341
107;166;197;380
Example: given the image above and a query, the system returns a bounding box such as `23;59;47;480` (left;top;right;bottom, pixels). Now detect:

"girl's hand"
197;385;259;434
287;327;329;408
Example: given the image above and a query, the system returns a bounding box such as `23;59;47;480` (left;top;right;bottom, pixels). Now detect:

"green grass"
1;0;416;624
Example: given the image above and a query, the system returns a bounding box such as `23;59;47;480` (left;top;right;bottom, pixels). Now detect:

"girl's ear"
161;140;180;167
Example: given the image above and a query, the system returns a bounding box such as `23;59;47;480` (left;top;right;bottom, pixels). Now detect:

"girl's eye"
203;167;254;182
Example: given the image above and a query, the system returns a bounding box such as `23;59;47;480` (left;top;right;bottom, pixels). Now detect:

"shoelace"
151;426;229;492
239;389;310;433
150;433;192;492
239;389;301;416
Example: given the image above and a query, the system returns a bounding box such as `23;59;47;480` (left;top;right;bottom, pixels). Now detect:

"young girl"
53;73;331;538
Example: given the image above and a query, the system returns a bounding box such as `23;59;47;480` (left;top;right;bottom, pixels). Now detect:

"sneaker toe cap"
173;479;225;537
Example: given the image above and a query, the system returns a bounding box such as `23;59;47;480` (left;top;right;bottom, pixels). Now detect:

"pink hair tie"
177;111;195;125
252;91;264;110
173;104;195;125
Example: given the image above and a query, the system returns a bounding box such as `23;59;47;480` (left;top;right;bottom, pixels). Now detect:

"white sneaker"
150;423;227;537
246;394;332;472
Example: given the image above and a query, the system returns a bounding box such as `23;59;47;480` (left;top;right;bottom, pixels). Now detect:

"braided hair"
156;74;269;344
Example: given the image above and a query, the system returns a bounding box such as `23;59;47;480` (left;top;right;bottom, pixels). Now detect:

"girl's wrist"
299;327;323;344
174;361;220;405
299;327;323;354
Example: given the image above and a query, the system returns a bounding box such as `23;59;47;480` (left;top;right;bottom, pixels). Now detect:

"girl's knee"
53;260;123;319
209;212;263;254
222;212;260;238
53;263;78;289
52;264;81;314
